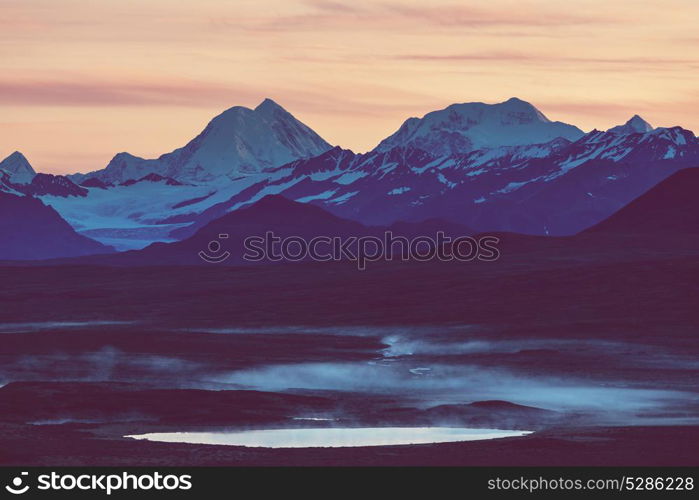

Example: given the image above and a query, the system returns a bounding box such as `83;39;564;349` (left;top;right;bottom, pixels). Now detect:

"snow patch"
328;191;359;205
296;189;338;202
334;171;367;185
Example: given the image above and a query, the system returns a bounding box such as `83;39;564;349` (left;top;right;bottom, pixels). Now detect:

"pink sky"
2;0;698;174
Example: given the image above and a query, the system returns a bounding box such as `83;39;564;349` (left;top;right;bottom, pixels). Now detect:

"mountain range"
2;97;698;258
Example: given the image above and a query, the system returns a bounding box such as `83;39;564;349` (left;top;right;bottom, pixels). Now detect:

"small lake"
126;427;532;448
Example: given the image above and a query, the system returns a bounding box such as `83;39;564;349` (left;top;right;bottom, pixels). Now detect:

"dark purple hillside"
387;218;475;238
586;167;699;234
0;192;113;259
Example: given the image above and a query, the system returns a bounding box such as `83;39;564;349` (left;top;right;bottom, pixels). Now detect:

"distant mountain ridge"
0;164;87;198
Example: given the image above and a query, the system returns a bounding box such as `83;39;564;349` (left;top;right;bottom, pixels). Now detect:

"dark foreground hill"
0;192;112;260
586;167;699;234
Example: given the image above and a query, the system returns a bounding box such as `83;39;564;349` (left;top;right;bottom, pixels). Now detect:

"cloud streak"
394;52;699;65
382;2;604;28
217;1;613;35
0;79;259;107
391;52;699;74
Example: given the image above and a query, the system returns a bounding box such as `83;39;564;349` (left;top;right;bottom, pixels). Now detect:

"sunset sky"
2;0;698;174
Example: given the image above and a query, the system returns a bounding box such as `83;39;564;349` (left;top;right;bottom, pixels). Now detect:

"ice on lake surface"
127;427;531;448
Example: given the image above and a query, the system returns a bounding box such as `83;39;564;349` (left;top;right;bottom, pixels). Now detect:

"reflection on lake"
127;427;531;448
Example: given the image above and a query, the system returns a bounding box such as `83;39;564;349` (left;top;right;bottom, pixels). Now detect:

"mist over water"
2;322;697;427
216;360;692;416
200;325;699;423
1;347;209;385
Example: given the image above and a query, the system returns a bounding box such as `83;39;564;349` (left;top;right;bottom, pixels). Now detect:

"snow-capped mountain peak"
73;99;333;184
254;97;286;115
499;96;551;122
374;98;584;156
163;99;332;180
608;115;654;135
0;151;36;184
